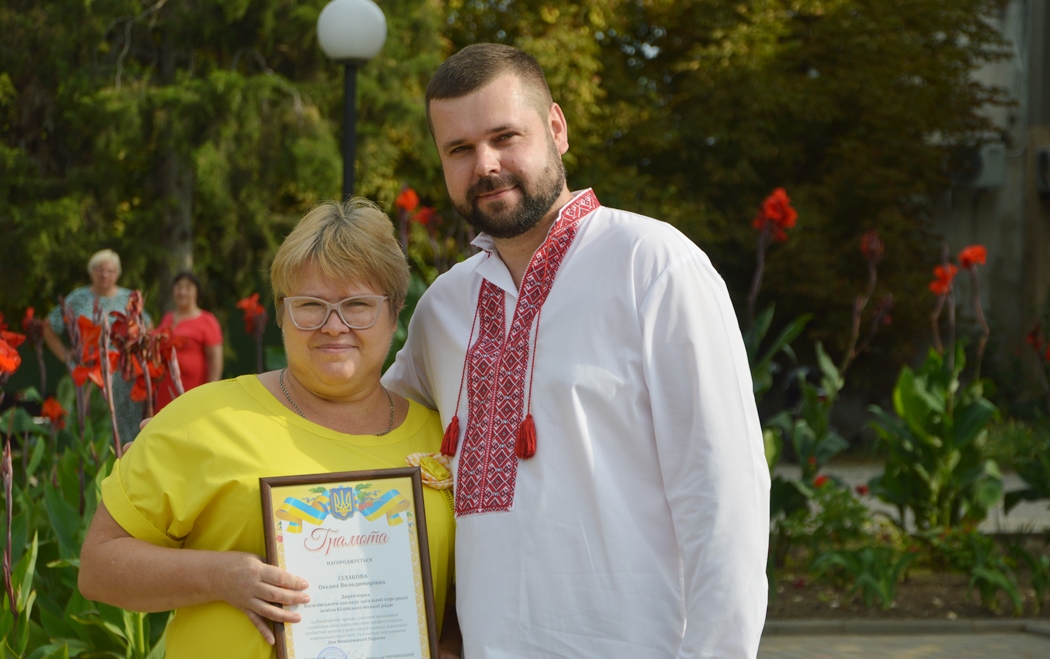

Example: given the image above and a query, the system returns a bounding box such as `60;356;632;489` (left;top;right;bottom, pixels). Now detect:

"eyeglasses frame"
282;294;389;331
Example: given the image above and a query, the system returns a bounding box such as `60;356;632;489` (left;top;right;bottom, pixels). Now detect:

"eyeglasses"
283;295;388;330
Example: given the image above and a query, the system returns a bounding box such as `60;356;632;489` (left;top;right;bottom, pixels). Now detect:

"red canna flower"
860;230;884;265
958;245;987;270
128;356;166;402
855;484;870;496
814;474;830;488
21;308;44;341
40;397;66;430
752;188;798;242
928;264;958;296
412;206;439;227
0;325;26;377
109;291;148;351
77;316;103;363
807;456;817;467
395;187;420;213
1028;326;1045;357
0;338;21;374
73;351;118;389
236;293;268;336
0;331;24;351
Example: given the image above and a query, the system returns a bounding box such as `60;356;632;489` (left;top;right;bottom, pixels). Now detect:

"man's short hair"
425;43;554;130
270;198;410;326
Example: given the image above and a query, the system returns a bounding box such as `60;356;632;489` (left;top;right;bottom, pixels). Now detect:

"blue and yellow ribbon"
359;489;411;526
275;495;328;534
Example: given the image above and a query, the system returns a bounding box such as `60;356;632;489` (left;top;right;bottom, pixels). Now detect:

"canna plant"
19;309;46;397
812;545;917;611
235;293;269;374
0;369;170;657
869;244;1000;532
868;344;1002;531
1010;545;1050;614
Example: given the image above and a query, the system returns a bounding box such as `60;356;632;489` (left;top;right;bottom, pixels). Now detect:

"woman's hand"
80;503;310;646
212;552;311;645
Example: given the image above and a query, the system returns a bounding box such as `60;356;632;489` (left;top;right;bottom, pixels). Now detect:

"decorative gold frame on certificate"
260;467;438;659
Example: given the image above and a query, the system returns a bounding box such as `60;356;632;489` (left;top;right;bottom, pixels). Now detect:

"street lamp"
317;0;387;199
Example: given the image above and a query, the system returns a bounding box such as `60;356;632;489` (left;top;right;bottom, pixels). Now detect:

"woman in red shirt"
156;272;224;411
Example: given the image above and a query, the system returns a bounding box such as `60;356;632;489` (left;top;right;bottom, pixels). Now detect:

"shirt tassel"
441;415;460;457
515;414;537;459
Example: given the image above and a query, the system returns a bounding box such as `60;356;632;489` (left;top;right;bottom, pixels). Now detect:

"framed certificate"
260;467;439;659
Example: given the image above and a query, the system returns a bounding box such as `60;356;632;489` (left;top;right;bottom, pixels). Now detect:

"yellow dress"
101;375;454;659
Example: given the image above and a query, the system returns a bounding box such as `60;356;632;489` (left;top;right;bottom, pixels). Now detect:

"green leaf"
14;534;38;613
953;398;997;448
0;610;12;645
25;438;47;479
763;427;782;472
43;485;81;560
25;641;77;659
0;408;44;437
814;342;843;395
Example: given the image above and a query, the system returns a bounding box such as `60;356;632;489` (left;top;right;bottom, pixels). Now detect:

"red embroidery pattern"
456;190;600;515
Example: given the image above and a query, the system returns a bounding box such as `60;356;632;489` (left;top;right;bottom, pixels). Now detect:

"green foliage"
744;305;811;403
999;418;1050;513
385;273;430;373
768;343;850;481
1005;451;1050;514
0;379;168;656
780;480;873;560
813;545;917;610
921;526;992;573
1010;545;1050;614
960;533;1023;615
984;418;1050;471
969;564;1023;616
2;0;1010;385
0;0;448;323
588;0;1008;377
868;345;1002;530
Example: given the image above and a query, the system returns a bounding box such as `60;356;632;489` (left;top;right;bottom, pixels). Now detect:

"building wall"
932;0;1050;386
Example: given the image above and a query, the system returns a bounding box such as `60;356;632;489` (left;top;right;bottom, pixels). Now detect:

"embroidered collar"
441;189;601;516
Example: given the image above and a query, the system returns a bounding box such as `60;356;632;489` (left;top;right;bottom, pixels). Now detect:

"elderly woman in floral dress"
43;248;150;442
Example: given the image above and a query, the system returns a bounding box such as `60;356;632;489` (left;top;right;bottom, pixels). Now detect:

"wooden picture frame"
260;467;438;659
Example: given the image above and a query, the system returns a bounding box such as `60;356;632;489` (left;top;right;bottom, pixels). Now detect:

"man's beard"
453;140;566;239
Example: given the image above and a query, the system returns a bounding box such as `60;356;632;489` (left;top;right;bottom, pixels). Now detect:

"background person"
155;270;224;411
384;43;769;657
44;248;150;442
79;199;457;659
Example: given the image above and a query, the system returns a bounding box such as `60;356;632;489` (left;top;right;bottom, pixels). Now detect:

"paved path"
760;621;1050;658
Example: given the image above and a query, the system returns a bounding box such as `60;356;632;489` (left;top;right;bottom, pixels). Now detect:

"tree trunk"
155;30;194;315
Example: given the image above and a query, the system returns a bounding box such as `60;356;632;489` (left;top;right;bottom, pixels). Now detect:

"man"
384;43;770;658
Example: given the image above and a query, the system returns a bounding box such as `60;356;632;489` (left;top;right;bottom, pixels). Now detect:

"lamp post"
317;0;387;200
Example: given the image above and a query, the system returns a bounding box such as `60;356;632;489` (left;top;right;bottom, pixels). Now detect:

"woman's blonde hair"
86;249;121;276
270;198;410;327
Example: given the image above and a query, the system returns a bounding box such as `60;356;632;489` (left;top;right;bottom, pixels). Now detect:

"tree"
0;0;447;322
590;0;1008;380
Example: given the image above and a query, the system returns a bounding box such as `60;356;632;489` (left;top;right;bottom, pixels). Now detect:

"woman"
44;248;150;442
155;271;224;411
79;199;457;658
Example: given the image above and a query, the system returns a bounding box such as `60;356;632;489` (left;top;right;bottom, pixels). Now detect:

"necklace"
279;368;395;436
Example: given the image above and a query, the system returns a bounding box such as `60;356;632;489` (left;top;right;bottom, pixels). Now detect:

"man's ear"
549;102;569;155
